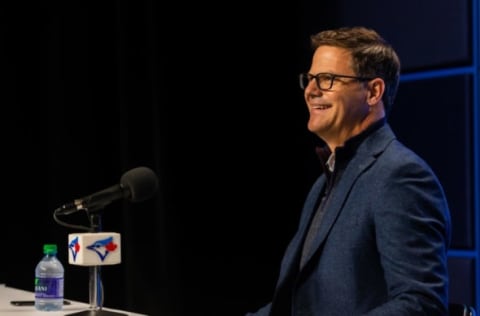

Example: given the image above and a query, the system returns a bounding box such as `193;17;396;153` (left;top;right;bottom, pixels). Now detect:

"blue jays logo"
69;236;81;261
87;236;118;261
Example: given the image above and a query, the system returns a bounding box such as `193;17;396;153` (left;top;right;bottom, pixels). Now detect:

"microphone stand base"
65;310;128;316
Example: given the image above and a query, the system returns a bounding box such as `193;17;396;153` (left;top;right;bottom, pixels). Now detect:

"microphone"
57;166;159;215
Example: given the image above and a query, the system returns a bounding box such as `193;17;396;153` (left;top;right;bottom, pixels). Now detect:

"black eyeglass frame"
299;72;374;90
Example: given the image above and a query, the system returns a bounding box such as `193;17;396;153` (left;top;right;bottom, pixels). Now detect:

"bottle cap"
43;244;58;255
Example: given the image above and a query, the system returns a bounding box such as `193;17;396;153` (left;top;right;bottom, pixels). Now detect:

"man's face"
304;45;371;149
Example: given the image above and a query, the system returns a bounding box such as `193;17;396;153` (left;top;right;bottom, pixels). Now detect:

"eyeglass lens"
299;73;333;90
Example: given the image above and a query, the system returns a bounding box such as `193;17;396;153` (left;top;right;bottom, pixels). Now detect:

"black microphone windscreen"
120;166;159;202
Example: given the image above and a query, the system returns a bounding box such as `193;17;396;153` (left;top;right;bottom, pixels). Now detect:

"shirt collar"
315;118;386;173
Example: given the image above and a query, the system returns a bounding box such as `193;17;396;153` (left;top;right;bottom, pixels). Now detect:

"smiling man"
246;26;451;316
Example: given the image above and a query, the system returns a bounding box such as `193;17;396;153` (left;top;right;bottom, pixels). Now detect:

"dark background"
2;1;478;315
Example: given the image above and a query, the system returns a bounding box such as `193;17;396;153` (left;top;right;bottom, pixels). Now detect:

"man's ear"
366;78;385;106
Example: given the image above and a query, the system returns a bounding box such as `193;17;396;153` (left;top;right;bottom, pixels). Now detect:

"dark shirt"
315;117;386;181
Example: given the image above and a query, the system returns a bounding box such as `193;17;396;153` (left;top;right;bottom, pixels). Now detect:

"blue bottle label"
35;277;64;299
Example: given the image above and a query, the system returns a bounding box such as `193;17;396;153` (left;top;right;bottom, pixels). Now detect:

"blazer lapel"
299;124;396;269
299;157;372;268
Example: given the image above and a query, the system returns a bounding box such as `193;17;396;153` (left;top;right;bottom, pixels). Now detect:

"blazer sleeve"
365;151;451;315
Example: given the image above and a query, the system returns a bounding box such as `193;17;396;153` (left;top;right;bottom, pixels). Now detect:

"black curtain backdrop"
4;2;321;316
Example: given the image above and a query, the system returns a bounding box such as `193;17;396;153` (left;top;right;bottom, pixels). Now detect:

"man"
246;26;451;315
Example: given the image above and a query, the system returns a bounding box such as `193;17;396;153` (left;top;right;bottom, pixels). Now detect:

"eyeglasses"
299;72;374;90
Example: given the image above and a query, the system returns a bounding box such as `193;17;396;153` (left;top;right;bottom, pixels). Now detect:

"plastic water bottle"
34;244;64;311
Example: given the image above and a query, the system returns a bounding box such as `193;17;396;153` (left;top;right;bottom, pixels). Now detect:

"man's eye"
318;75;332;82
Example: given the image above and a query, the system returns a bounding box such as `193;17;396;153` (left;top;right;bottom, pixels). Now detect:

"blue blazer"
247;123;451;316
